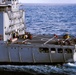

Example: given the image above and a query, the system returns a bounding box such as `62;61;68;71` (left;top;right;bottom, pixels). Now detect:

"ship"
0;0;76;65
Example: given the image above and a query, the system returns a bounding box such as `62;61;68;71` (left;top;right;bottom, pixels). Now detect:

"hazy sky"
19;0;76;4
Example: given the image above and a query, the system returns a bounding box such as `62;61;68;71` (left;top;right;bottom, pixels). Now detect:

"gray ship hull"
0;35;75;65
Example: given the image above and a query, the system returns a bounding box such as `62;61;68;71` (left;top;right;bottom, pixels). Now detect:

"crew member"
63;33;71;45
54;34;58;38
63;33;70;40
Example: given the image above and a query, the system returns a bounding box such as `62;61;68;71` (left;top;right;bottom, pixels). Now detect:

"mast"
0;0;25;41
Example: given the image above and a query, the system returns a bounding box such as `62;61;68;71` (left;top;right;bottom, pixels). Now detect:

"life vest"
63;34;70;39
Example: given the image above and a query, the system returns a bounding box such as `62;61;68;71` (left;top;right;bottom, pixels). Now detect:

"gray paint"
0;43;74;63
0;12;3;35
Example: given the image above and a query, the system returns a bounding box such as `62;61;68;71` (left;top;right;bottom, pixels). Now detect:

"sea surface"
1;3;76;75
22;4;76;36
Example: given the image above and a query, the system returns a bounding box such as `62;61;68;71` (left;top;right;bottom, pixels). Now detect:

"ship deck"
13;34;76;46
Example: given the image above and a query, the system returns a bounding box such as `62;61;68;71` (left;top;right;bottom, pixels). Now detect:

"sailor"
12;32;16;38
16;32;19;38
54;34;58;38
63;33;70;40
63;33;71;45
28;33;32;40
23;35;28;39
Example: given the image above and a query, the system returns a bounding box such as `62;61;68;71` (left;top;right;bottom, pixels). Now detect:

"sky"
19;0;76;4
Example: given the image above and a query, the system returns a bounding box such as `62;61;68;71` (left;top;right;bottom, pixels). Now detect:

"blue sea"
23;4;76;36
1;3;76;75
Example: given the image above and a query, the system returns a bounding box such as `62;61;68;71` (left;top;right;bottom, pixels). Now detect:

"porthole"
39;47;49;53
51;48;56;53
57;48;63;53
65;48;72;53
14;47;16;49
21;48;23;49
5;27;6;29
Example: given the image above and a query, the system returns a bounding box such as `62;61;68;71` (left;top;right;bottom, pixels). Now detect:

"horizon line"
19;3;76;5
19;2;76;4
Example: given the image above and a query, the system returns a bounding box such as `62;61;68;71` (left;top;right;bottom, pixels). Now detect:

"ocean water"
0;4;76;75
22;4;76;36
